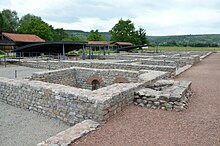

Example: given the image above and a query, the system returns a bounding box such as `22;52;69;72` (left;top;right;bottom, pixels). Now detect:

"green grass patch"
0;55;5;58
0;55;16;59
146;46;220;51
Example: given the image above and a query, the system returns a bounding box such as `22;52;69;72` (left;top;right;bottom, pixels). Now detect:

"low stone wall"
31;67;139;90
37;120;100;146
200;52;214;60
104;54;201;67
150;55;200;65
140;59;178;67
134;80;192;112
0;77;142;125
104;54;154;60
125;51;213;57
0;70;168;126
104;54;200;69
10;60;176;75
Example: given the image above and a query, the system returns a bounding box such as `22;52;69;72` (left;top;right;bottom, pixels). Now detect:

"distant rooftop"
88;41;113;45
116;42;133;45
2;32;45;43
88;41;133;46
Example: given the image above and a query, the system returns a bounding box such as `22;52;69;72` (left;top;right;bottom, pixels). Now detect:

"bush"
106;49;116;54
67;50;79;56
0;50;5;55
131;48;140;53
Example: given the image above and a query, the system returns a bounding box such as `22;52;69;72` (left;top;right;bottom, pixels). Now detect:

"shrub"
67;50;79;56
0;50;5;55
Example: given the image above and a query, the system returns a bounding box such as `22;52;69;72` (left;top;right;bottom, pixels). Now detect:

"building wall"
30;67;139;90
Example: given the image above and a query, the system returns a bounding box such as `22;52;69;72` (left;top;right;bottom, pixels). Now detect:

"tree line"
148;35;220;47
160;41;219;47
0;9;149;45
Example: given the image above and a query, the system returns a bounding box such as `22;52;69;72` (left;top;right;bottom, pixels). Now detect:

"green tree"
87;29;105;41
136;27;149;45
61;38;72;42
61;34;83;42
18;14;40;26
110;19;150;45
166;40;177;46
109;19;136;43
0;13;5;33
0;9;19;32
53;28;68;41
70;35;83;42
17;14;53;41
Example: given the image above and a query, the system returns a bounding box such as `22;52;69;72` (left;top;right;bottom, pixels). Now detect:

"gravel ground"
0;102;70;146
0;64;47;79
73;52;220;146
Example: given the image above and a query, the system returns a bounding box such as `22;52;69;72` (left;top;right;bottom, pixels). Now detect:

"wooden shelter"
0;32;45;52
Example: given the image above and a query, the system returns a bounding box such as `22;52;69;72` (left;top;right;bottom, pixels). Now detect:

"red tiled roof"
88;41;113;45
2;32;45;43
116;42;133;45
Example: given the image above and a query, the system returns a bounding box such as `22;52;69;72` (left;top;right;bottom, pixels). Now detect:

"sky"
1;0;220;36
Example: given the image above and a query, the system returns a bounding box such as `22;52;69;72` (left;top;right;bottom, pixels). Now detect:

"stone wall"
147;55;200;65
10;60;176;75
0;69;168;126
0;77;142;125
105;53;202;66
115;51;212;58
31;67;139;90
140;59;179;67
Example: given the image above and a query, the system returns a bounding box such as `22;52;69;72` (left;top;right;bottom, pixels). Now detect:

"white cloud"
1;0;220;35
48;17;120;31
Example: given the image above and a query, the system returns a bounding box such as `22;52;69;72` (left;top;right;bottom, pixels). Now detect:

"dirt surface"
73;52;220;146
0;102;70;146
0;64;47;79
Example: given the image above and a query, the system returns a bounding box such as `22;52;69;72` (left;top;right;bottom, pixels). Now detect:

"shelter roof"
2;32;45;43
116;42;133;46
12;42;87;53
88;41;114;45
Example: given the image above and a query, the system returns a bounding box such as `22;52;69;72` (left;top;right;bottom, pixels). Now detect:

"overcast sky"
1;0;220;36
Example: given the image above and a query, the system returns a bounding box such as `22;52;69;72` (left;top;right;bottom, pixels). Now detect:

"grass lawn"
0;55;16;59
146;46;220;51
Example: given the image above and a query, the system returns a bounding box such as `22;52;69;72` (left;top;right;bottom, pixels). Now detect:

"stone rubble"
134;80;192;112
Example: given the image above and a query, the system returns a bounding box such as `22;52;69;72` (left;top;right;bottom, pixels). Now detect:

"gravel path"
73;52;220;146
0;65;47;79
0;102;70;146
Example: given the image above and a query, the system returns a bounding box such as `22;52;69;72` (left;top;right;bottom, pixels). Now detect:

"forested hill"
148;34;220;47
65;30;111;41
65;30;220;47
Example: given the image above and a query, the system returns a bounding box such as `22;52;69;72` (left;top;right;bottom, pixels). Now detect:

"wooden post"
62;43;65;60
19;52;21;65
82;44;86;60
15;70;17;78
4;55;6;68
89;47;91;59
103;46;106;56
